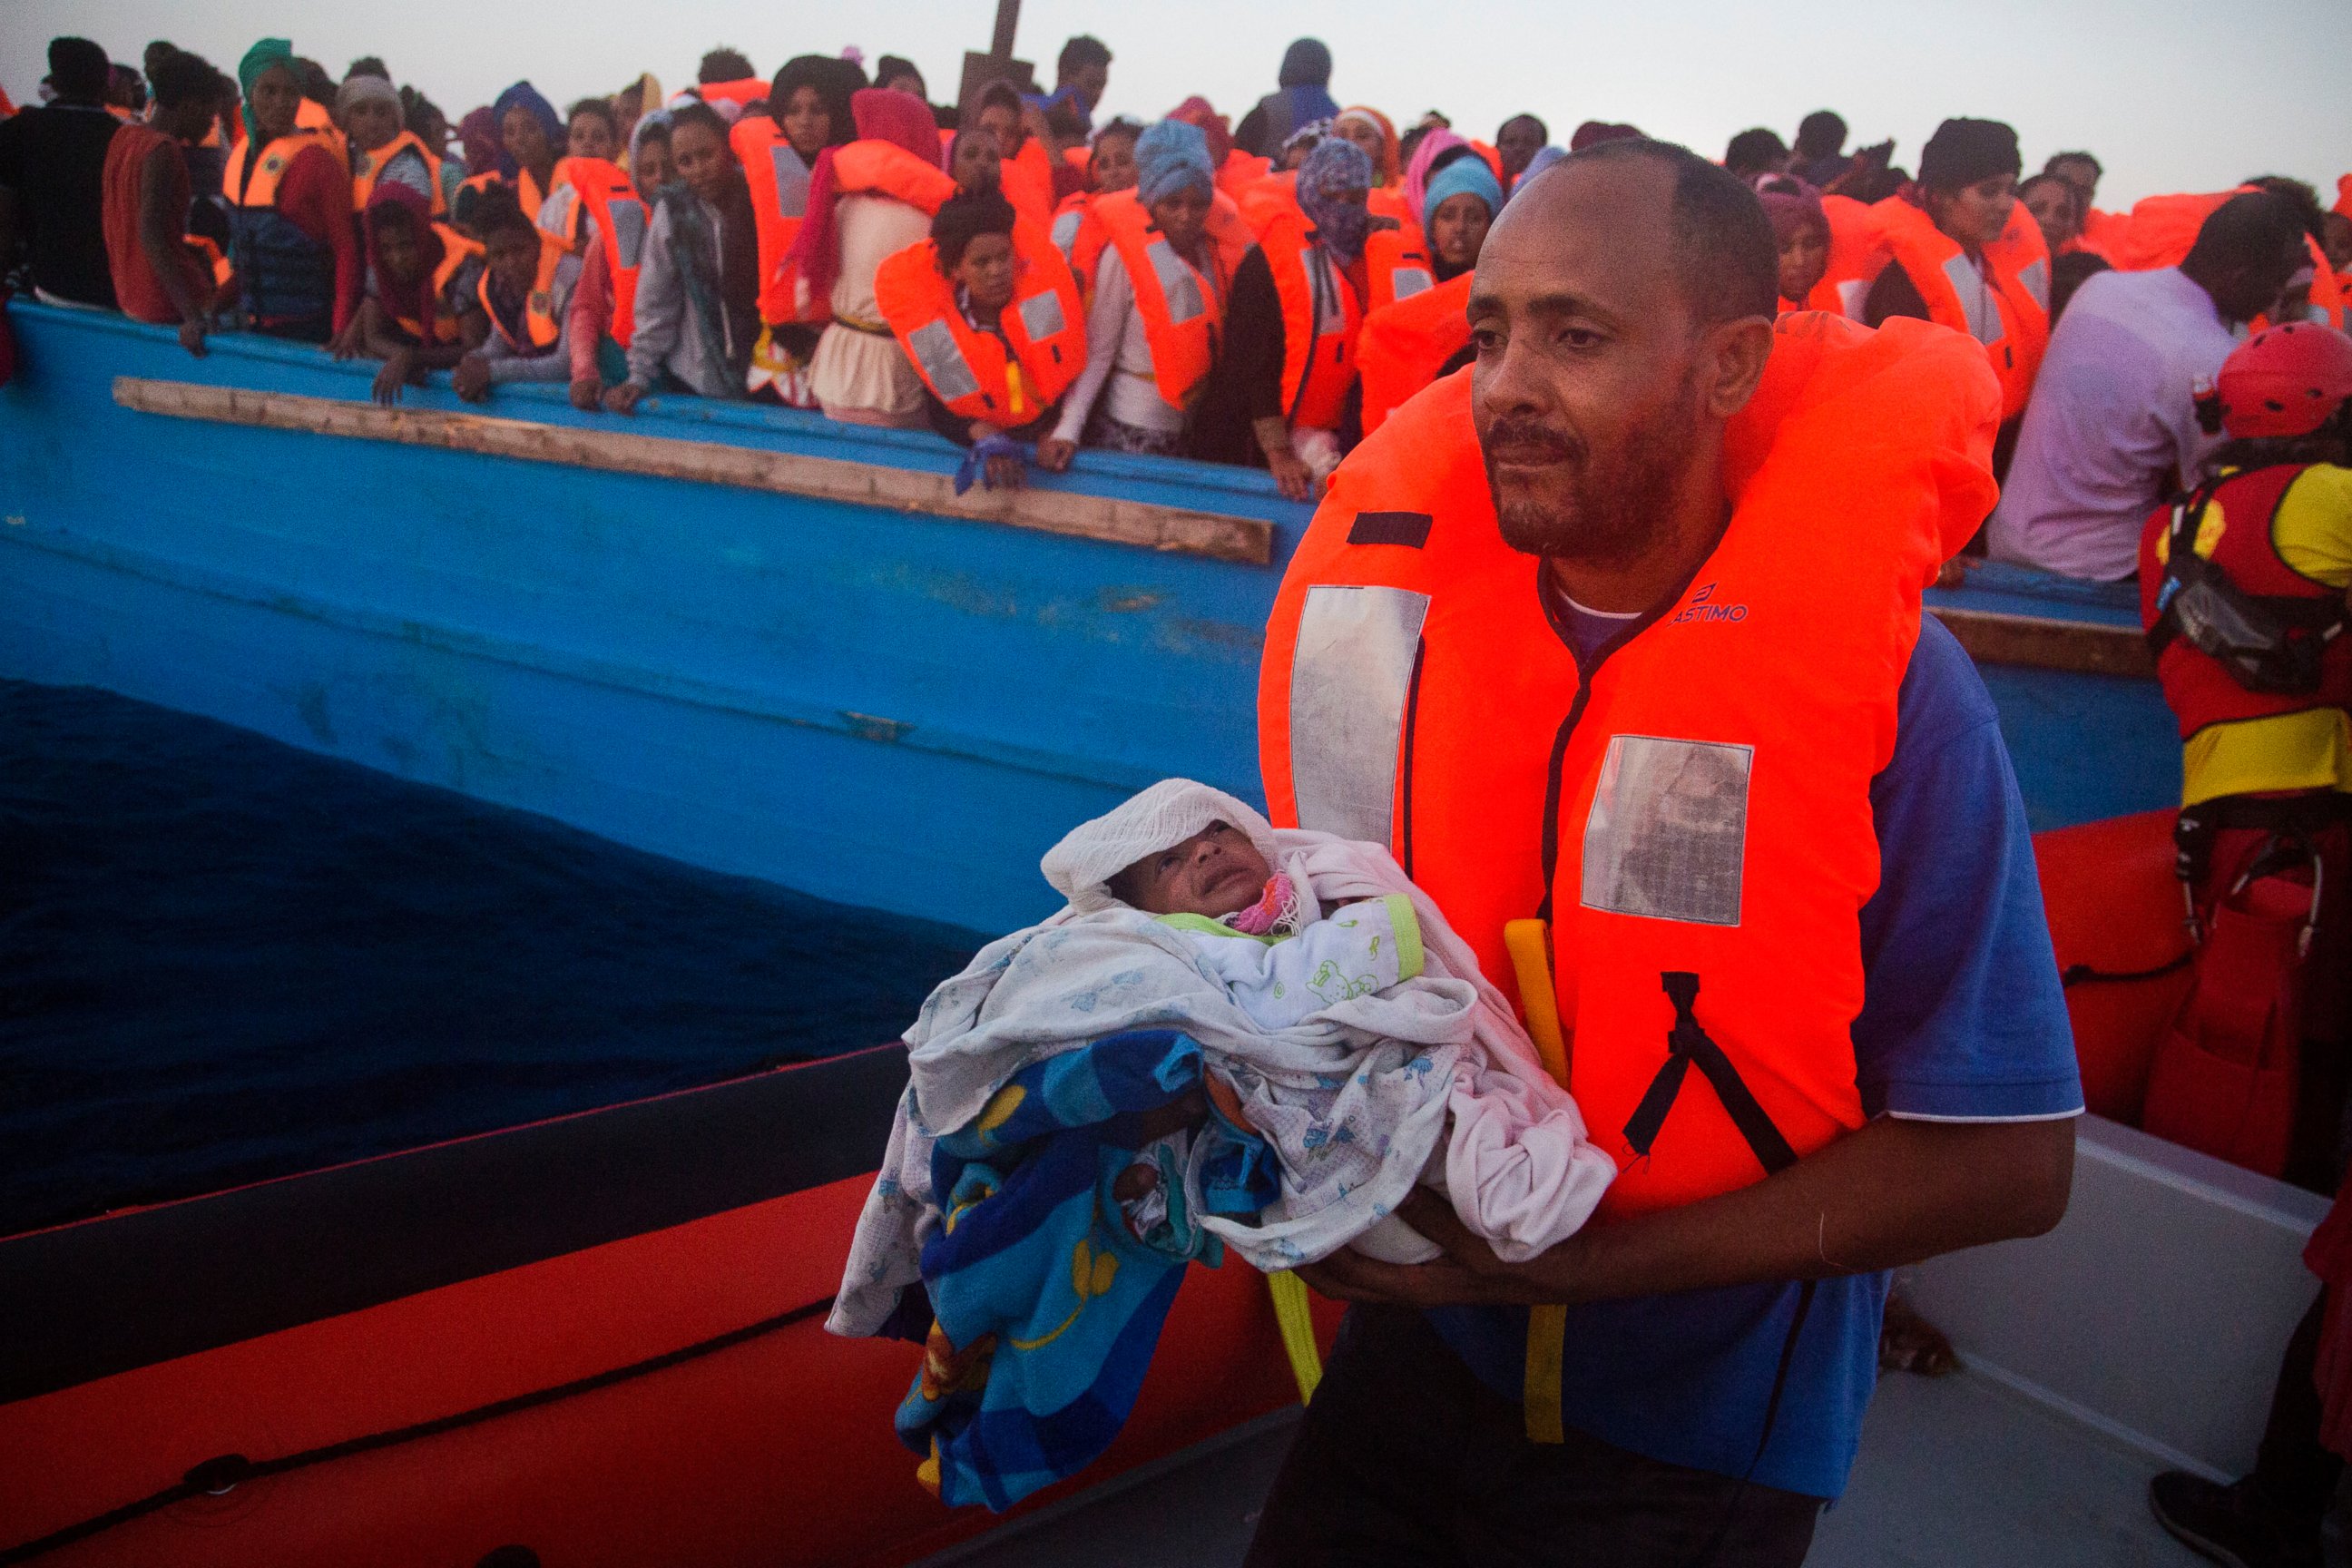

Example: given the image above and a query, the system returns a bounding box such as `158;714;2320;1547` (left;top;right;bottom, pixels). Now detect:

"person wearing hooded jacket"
1234;39;1341;162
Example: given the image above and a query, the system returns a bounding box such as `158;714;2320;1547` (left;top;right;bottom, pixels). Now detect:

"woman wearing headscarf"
1756;179;1839;314
786;87;957;427
605;101;759;410
225;38;360;342
1356;151;1498;434
348;181;475;405
1857;116;2049;426
1233;39;1340;162
1171;95;1267;200
1191;136;1430;497
733;55;860;403
1330;105;1413;226
1040;119;1239;465
340;74;439;216
567;113;671;408
456;81;562;230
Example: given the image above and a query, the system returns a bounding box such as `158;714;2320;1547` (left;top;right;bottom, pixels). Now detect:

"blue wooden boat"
4;302;2297;1568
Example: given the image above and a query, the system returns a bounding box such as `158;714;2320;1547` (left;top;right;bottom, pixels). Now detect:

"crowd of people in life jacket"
0;30;2347;542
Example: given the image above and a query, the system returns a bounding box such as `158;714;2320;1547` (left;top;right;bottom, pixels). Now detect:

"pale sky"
7;0;2348;210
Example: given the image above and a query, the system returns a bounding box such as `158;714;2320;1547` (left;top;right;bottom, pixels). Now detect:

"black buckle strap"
1622;972;1799;1177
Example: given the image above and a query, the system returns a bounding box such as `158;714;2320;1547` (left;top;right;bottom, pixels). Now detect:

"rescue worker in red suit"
1245;139;2081;1566
2136;324;2352;1184
2143;321;2352;1568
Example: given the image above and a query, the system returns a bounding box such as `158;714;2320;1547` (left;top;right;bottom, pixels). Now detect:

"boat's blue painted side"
1;304;2182;930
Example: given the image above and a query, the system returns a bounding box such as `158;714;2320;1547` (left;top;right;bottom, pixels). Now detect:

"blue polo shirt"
1426;614;2083;1500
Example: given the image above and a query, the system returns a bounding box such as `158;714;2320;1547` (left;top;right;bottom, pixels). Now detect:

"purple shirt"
1988;267;2239;581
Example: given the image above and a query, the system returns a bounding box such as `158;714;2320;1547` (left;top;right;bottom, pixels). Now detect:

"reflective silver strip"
1580;735;1752;927
609;198;649;269
535;186;580;243
2015;256;2050;313
906;318;982;402
1837;279;1870;318
1941;252;2005;347
1018;288;1067;341
1051;209;1084;258
1389;267;1434;300
1145;238;1205;324
769;145;809;220
1288;585;1431;844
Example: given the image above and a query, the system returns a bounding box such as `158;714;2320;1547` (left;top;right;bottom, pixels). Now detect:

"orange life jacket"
1049;191;1111;287
460;164;547;224
477;230;569;352
1818;194;1878;317
387;223;481;344
999;136;1058;231
570;166;649;348
224;128;335;208
1260;211;1436;430
873;220;1087;424
1259;314;2001;1219
694;78;768;113
767;141;959;324
1867;196;2049;419
1358;270;1472;435
534;155;626;253
731;115;813;325
1237;172;1299;240
350;130;446;218
1088;191;1230;409
1219;149;1272;199
2074;208;2132;262
1778;279;1846;316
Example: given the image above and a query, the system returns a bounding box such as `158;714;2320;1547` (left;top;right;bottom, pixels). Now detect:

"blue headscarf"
1423;155;1503;223
1134;119;1214;208
1297;136;1374;260
490;80;563;179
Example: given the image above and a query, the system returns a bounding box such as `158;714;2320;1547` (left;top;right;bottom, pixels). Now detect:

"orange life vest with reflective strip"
1050;191;1110;285
349;131;446;218
461;163;547;223
1359;270;1472;435
767;141;959;324
1260;212;1436;430
571;170;649;348
533;156;623;252
1867;197;2049;419
873;220;1087;424
731;116;813;325
225;129;335;208
477;230;568;352
1091;191;1230;409
1219;149;1272;199
1258;315;2001;1219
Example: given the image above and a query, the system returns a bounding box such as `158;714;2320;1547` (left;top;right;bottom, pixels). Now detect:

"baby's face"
1113;821;1271;918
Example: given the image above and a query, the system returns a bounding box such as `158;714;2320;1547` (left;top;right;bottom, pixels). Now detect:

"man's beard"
1486;370;1701;568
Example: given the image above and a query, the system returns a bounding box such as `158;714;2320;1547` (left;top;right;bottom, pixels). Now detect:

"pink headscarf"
1168;96;1233;167
1403;127;1470;227
781;87;944;318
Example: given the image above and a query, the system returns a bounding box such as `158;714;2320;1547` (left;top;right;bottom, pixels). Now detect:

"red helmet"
2209;321;2352;439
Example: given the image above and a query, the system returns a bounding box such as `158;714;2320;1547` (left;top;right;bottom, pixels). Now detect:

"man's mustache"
1482;418;1582;466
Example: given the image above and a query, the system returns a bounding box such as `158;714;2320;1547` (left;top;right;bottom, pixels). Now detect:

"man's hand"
451;352;493;402
1034;436;1077;473
569;376;603;411
176;317;209;358
328;314;368;361
603;381;645;416
1266;446;1314;502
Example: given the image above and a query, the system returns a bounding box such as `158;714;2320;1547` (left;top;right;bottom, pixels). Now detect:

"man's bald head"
1467;140;1777;601
1505;139;1779;330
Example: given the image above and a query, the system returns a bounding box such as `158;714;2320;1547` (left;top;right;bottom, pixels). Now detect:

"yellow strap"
1524;1303;1568;1443
1268;1270;1323;1403
1504;918;1569;1086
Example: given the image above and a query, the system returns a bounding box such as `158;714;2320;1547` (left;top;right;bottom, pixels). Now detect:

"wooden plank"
113;377;1272;566
1930;605;2156;679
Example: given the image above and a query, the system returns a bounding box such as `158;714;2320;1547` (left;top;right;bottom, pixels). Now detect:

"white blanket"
829;786;1616;1339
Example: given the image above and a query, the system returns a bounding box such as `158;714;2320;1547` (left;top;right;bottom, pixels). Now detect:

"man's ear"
1703;315;1775;419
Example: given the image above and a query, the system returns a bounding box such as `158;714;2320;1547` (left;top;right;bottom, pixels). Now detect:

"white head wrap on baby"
1040;779;1283;914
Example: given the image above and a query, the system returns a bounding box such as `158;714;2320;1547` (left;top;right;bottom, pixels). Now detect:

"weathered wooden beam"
113;377;1273;567
1930;605;2156;679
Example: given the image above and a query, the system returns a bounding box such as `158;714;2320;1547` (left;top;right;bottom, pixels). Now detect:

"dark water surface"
0;679;979;1238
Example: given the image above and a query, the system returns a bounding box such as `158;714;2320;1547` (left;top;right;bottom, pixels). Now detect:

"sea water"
0;679;980;1238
